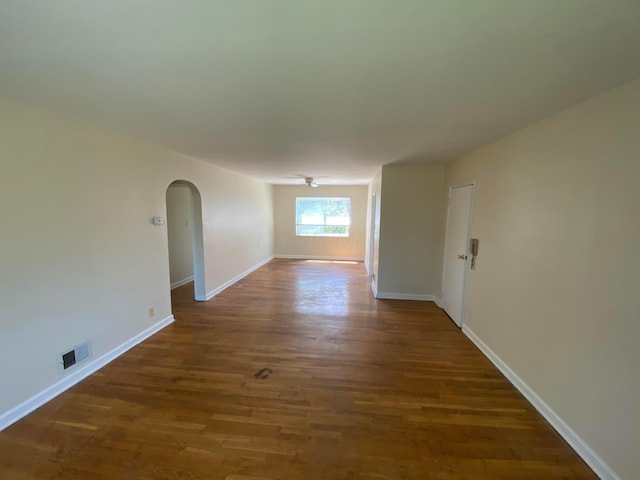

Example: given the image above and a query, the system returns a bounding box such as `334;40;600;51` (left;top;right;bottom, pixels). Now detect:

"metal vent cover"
59;340;92;371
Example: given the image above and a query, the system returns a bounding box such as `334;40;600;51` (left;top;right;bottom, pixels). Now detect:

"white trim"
375;292;438;302
462;324;619;480
433;296;443;308
366;192;377;275
206;256;273;300
274;255;364;261
370;279;378;297
170;275;194;290
0;315;174;432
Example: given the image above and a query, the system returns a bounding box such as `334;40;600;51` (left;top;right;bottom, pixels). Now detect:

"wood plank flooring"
0;259;596;479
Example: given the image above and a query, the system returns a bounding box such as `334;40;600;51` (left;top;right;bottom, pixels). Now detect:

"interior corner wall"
0;95;274;420
166;184;194;286
376;164;445;298
444;77;640;479
273;184;368;260
365;168;382;277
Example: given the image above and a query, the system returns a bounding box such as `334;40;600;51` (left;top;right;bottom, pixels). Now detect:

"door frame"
441;182;475;327
367;192;377;276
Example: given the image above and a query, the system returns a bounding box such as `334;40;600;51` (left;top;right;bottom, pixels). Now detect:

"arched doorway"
166;180;206;302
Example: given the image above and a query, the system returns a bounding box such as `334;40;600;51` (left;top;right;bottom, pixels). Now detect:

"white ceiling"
1;1;639;185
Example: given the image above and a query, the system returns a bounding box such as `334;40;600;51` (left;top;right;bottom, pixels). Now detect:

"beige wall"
166;184;194;286
377;164;445;298
273;185;367;260
0;96;273;418
445;78;640;479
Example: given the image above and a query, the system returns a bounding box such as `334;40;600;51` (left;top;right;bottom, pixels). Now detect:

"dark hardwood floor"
0;259;596;479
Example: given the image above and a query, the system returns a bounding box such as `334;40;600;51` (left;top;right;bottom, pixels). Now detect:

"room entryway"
367;192;377;276
166;180;206;302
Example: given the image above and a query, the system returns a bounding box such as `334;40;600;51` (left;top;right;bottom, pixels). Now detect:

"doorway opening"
166;180;206;305
367;192;377;276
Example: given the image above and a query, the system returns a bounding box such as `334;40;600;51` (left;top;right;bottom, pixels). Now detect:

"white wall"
273;185;367;260
376;164;445;299
0;96;273;420
166;184;194;287
445;77;640;479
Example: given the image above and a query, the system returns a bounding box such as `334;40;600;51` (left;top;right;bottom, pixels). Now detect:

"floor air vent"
59;340;91;371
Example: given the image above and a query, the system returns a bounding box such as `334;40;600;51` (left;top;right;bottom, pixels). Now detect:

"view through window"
295;197;351;237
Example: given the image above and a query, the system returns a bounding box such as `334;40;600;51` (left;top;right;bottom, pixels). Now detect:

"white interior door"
441;184;474;327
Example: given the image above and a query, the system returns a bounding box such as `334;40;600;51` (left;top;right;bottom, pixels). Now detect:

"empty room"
1;2;639;479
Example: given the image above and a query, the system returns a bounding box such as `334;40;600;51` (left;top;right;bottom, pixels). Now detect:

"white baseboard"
274;254;364;262
370;279;378;297
0;315;174;432
375;292;438;302
171;275;194;290
206;256;273;300
462;324;619;480
433;296;443;308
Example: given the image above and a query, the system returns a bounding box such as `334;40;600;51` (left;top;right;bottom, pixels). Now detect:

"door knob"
457;254;467;260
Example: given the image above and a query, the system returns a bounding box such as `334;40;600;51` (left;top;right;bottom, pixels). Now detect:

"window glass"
295;197;351;237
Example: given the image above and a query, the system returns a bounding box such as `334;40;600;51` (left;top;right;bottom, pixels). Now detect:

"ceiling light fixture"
305;177;319;188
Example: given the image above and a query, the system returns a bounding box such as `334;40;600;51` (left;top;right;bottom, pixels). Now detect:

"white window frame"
295;197;351;237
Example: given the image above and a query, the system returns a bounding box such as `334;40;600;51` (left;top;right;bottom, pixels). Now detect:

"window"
296;197;351;237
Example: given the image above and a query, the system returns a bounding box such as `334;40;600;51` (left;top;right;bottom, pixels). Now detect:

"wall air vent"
59;340;92;372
